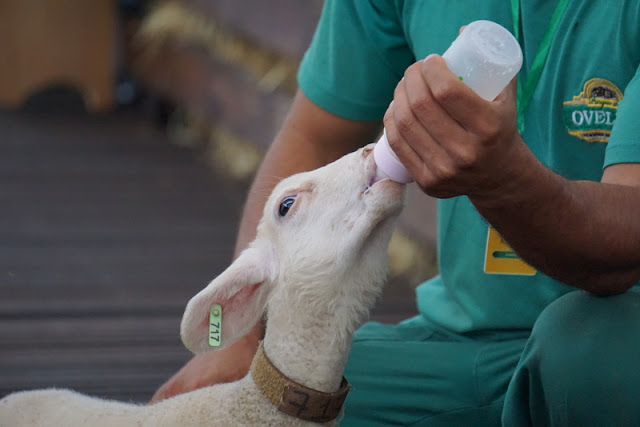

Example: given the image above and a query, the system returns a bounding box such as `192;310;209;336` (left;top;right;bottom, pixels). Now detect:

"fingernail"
423;54;437;63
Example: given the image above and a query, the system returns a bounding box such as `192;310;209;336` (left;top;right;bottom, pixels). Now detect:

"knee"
532;289;640;350
505;290;640;424
528;289;640;394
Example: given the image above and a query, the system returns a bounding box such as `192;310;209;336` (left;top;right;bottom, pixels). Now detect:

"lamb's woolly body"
0;379;308;426
0;145;405;426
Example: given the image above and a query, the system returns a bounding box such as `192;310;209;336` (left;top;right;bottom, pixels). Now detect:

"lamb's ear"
180;245;274;354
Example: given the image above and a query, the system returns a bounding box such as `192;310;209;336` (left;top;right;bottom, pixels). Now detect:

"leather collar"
250;342;351;423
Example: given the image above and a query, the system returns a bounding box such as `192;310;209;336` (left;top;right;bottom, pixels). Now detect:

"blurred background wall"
0;0;438;284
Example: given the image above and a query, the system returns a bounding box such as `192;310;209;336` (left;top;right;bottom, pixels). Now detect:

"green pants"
342;290;640;426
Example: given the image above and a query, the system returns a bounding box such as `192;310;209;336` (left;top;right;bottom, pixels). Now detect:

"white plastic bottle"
373;20;523;183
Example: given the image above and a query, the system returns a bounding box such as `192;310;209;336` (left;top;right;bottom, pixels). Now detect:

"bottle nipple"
373;132;413;184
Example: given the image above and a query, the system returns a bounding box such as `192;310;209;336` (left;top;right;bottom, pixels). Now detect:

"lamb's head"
181;144;406;354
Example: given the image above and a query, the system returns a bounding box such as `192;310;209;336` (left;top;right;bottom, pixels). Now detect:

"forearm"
471;146;640;295
233;139;325;257
234;129;350;256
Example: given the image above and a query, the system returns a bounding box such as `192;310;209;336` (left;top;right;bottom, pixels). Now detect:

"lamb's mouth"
364;163;392;193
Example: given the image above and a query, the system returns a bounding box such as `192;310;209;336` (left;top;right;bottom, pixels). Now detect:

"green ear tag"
208;304;222;347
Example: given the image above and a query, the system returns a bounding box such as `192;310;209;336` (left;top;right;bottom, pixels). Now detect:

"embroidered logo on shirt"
563;78;623;143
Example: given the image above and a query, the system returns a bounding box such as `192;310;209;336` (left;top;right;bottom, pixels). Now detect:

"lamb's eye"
278;196;297;217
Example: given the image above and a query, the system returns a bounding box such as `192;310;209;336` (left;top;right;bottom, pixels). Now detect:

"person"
152;1;640;425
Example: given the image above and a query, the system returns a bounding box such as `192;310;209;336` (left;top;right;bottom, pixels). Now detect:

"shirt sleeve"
297;0;415;121
604;66;640;168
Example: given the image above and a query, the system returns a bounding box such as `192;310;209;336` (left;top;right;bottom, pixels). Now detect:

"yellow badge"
484;227;536;276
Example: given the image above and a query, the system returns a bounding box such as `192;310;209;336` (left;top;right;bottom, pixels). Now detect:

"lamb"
0;143;406;426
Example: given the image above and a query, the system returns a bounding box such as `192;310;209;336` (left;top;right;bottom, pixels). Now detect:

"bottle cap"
442;20;522;101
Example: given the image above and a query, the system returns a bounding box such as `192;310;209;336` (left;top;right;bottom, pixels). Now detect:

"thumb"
495;76;518;106
149;379;182;404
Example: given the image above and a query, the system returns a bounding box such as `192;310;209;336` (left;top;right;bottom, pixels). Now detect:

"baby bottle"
373;20;523;183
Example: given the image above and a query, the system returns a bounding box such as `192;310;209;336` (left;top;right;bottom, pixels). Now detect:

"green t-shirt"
298;0;640;332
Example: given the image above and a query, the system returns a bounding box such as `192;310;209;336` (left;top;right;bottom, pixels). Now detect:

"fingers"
383;54;520;198
383;96;437;186
384;65;462;193
421;55;496;134
149;379;182;404
403;58;469;149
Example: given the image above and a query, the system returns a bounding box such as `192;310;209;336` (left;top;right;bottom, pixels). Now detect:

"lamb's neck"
262;305;354;394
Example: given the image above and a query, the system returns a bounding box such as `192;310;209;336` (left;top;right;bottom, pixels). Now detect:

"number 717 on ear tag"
209;304;222;347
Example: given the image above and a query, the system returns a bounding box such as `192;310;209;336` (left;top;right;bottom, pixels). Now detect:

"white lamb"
0;144;406;426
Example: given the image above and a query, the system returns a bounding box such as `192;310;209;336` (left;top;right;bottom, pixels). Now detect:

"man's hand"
385;55;640;294
150;331;259;403
385;54;526;202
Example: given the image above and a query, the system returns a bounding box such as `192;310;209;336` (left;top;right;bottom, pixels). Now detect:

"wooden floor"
0;101;416;403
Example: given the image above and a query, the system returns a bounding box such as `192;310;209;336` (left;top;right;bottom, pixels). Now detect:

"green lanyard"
510;0;570;133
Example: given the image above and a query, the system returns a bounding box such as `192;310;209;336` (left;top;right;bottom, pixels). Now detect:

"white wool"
0;144;406;426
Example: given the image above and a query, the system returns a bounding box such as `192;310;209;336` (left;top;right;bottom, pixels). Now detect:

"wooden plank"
0;109;241;402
